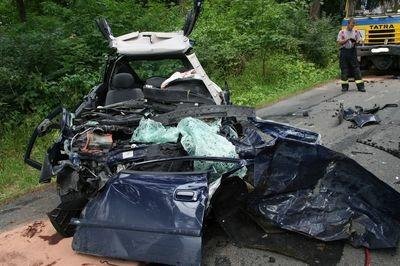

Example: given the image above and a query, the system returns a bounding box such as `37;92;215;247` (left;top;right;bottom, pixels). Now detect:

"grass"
0;55;339;204
0;118;56;203
225;54;339;107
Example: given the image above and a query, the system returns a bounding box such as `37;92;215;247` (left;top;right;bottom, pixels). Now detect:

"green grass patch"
226;54;339;107
0;118;55;203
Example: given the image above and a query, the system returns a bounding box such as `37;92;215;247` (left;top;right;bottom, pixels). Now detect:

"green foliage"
0;0;183;125
0;116;55;202
194;0;337;75
224;54;338;106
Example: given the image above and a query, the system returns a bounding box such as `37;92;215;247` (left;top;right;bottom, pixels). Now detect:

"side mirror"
96;18;115;43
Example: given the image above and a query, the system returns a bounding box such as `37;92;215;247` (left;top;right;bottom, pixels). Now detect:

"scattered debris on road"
351;150;373;155
337;103;398;128
21;221;45;238
357;139;400;159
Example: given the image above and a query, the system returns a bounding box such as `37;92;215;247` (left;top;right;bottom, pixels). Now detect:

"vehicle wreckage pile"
24;1;400;265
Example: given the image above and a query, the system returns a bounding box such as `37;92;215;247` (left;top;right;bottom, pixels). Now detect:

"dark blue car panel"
72;171;208;265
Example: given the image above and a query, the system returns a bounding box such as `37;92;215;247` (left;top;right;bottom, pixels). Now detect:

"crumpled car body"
24;1;400;265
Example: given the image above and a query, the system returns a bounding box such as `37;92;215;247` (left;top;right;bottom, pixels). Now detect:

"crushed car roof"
110;31;192;56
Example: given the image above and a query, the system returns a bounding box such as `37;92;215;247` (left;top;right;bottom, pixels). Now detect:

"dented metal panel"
72;171;208;265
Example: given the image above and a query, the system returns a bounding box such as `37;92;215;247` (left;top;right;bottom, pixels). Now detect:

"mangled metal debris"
338;103;398;128
23;1;400;265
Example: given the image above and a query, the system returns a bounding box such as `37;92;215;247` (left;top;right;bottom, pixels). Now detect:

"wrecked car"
25;1;400;265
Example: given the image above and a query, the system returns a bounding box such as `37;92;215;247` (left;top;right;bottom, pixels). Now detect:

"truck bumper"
357;45;400;57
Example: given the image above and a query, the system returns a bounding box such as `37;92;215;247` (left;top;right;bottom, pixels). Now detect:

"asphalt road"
1;77;399;265
203;76;400;266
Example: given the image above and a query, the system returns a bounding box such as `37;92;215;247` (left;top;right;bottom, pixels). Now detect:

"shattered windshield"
349;0;400;16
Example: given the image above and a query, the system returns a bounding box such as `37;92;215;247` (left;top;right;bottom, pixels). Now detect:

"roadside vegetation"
0;0;339;202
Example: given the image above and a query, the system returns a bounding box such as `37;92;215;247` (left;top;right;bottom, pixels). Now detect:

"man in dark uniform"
337;18;365;92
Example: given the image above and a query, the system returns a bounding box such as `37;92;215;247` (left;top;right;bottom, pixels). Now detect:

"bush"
225;53;338;106
0;0;184;126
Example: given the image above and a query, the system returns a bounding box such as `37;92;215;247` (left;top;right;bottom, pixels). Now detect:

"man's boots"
356;81;366;92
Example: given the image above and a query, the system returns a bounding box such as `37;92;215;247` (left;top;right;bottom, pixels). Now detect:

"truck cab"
343;0;400;70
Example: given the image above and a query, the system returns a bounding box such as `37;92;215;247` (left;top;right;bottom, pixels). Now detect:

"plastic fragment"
131;118;180;144
177;117;246;180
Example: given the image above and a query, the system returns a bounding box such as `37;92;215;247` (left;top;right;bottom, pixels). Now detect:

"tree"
309;0;321;20
15;0;26;22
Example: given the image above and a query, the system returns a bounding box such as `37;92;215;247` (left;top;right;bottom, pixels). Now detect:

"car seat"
105;73;144;105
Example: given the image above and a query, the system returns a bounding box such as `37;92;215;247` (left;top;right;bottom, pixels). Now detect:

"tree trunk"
348;0;355;17
309;0;321;20
15;0;26;22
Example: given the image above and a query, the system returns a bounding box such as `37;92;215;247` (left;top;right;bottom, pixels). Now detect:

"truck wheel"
371;56;393;71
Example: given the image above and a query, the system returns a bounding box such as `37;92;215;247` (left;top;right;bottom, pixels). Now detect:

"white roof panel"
111;31;192;56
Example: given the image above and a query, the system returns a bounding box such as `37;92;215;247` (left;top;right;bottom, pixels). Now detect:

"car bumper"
358;45;400;57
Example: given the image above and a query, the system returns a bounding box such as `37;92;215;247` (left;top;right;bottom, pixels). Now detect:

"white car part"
112;31;192;56
371;47;389;53
186;53;223;104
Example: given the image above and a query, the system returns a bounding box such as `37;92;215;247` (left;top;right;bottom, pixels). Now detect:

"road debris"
337;103;398;128
357;139;400;159
21;221;45;238
351;150;373;155
364;248;371;266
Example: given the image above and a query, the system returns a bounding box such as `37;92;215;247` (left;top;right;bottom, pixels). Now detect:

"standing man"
337;18;365;92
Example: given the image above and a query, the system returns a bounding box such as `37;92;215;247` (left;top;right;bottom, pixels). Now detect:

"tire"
47;169;88;237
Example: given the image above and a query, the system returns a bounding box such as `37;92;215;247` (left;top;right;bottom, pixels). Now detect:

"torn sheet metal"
152;105;255;125
210;176;345;266
339;103;398;128
342;107;381;128
243;121;400;248
352;113;381;128
72;171;208;265
252;118;321;144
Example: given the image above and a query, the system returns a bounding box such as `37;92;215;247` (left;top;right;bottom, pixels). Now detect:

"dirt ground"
0;220;139;266
0;76;399;265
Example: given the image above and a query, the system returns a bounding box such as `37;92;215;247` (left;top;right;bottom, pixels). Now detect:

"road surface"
1;77;399;265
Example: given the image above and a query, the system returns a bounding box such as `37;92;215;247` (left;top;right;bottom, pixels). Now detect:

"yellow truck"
343;0;400;70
